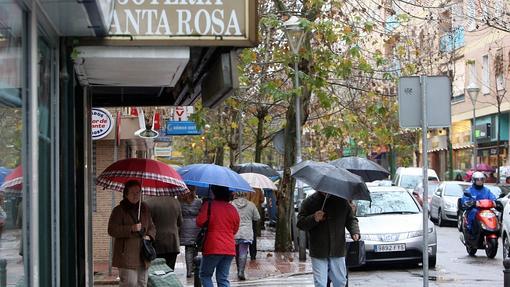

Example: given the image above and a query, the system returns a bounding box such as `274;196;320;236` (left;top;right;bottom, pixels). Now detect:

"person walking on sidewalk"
232;192;261;280
197;185;240;287
178;187;202;278
145;195;182;270
245;188;264;260
297;191;360;287
108;180;156;287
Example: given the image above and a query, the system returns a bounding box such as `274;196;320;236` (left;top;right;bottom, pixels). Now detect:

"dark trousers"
249;220;257;260
159;252;179;270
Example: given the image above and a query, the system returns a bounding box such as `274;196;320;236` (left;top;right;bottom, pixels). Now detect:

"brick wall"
93;140;127;263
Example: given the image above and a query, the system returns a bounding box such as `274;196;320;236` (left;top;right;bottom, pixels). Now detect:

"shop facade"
0;0;257;286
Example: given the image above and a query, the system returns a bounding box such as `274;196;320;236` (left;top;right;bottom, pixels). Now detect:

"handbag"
141;237;157;261
345;240;366;267
195;200;212;251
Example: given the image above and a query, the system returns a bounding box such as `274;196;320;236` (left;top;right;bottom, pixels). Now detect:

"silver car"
430;181;471;226
350;186;437;267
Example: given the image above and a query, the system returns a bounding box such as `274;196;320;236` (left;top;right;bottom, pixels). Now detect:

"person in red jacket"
197;185;240;287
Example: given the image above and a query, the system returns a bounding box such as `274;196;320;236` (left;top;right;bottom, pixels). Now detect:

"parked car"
294;183;315;211
394;167;440;190
501;199;510;260
412;181;440;206
349;186;437;267
430;181;471;226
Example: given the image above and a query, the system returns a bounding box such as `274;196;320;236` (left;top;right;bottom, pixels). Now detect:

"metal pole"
108;113;119;276
295;58;306;260
472;103;477;168
0;259;6;287
504;258;510;287
420;76;429;287
238;112;243;164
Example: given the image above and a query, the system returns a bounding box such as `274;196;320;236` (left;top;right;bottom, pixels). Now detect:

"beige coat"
144;196;182;254
108;200;156;269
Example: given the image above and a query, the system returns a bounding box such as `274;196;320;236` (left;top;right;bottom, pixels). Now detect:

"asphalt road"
231;225;505;287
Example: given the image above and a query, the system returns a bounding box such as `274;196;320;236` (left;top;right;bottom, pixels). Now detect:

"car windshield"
355;191;420;217
486;185;502;198
444;184;468;197
400;175;437;189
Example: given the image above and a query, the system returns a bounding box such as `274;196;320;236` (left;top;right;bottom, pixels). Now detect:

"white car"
394;167;440;190
350;186;437;267
501;200;510;260
430;181;471;226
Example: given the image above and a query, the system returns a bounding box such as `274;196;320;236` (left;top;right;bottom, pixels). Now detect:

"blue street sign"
166;121;202;136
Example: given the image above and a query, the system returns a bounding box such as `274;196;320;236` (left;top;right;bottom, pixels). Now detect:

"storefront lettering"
91;108;113;140
110;0;244;36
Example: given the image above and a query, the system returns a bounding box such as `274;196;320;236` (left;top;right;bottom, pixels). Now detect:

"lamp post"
466;82;480;169
284;16;306;260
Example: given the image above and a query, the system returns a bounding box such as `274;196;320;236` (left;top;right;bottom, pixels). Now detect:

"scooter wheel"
485;238;498;258
467;246;477;256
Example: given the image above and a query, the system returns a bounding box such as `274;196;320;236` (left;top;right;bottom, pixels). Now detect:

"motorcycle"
459;199;502;258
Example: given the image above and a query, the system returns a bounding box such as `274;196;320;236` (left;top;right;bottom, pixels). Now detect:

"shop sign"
109;0;257;46
166;121;202;135
155;146;172;157
91;108;114;140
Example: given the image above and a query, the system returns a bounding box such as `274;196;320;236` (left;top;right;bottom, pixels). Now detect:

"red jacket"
196;200;240;256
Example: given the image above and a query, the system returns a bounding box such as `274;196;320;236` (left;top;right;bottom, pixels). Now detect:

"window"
482;55;489;94
466;0;476;31
0;2;24;285
452;93;465;103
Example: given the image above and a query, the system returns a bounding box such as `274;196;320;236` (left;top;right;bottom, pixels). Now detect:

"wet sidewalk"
94;227;314;286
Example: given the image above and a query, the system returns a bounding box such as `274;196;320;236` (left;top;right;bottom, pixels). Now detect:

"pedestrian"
108;180;156;287
506;176;510;184
245;187;264;260
455;173;463;181
144;194;182;270
297;191;360;287
178;187;202;278
485;172;497;183
197;185;240;287
232;192;260;280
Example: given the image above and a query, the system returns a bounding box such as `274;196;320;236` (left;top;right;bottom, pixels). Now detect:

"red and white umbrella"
0;165;22;192
97;158;188;196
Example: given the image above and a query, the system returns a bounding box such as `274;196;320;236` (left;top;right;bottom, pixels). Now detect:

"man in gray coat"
297;192;360;287
145;196;182;270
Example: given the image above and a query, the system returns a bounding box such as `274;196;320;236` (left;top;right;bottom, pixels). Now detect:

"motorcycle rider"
460;171;496;236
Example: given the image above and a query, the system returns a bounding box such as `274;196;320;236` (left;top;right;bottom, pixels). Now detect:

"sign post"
398;76;451;287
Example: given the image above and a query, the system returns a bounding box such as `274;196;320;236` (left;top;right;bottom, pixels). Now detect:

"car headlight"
445;202;456;209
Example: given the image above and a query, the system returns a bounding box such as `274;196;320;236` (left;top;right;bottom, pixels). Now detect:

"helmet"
472;171;486;184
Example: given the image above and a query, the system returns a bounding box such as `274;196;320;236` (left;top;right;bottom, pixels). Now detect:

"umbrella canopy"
239;173;278;190
232;162;280;180
0;165;22;192
96;158;188;196
330;157;389;182
475;163;495;172
178;164;253;192
291;160;370;201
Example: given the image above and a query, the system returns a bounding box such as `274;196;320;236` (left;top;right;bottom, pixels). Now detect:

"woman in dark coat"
178;188;202;277
108;180;156;287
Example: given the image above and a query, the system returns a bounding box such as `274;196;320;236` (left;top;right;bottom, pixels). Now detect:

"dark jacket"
145;196;182;254
196;200;240;256
297;192;359;258
108;199;156;269
179;198;202;246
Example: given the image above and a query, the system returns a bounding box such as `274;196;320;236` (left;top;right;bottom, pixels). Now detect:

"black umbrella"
232;162;280;179
290;160;371;202
330;156;390;182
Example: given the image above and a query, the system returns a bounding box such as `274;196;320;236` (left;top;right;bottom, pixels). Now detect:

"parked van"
394;167;440;190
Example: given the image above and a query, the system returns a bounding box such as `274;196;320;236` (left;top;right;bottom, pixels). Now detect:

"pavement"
94;226;314;286
0;229;24;286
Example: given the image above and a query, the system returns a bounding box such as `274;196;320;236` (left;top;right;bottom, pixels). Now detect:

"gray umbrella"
330;156;390;182
290;160;371;201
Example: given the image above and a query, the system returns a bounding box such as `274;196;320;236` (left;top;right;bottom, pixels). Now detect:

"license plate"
374;244;406;252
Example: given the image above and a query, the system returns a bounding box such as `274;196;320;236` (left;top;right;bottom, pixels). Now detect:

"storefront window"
0;1;24;285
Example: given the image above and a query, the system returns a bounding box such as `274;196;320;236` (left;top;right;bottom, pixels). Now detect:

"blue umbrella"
0;167;12;187
177;164;253;192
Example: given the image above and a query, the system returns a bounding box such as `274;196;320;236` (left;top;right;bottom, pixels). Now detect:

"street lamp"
284;15;306;261
466;82;480;169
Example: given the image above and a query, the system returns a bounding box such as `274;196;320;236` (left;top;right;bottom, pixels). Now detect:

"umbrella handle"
321;194;329;211
138;192;142;222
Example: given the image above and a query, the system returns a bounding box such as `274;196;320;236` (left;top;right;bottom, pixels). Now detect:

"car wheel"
504;235;510;260
428;255;436;268
437;209;443;227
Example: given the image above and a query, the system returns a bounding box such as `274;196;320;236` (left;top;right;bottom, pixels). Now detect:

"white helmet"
472;171;486;183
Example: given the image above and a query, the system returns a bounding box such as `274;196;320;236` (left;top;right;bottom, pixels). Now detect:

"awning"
74;46;190;87
452;144;473;150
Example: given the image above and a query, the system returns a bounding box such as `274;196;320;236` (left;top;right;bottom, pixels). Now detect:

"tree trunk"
254;109;267;163
214;145;225;166
497;104;501;183
275;102;297;252
446;127;453;180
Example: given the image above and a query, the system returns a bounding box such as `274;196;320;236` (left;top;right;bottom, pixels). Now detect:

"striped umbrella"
0;165;22;192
